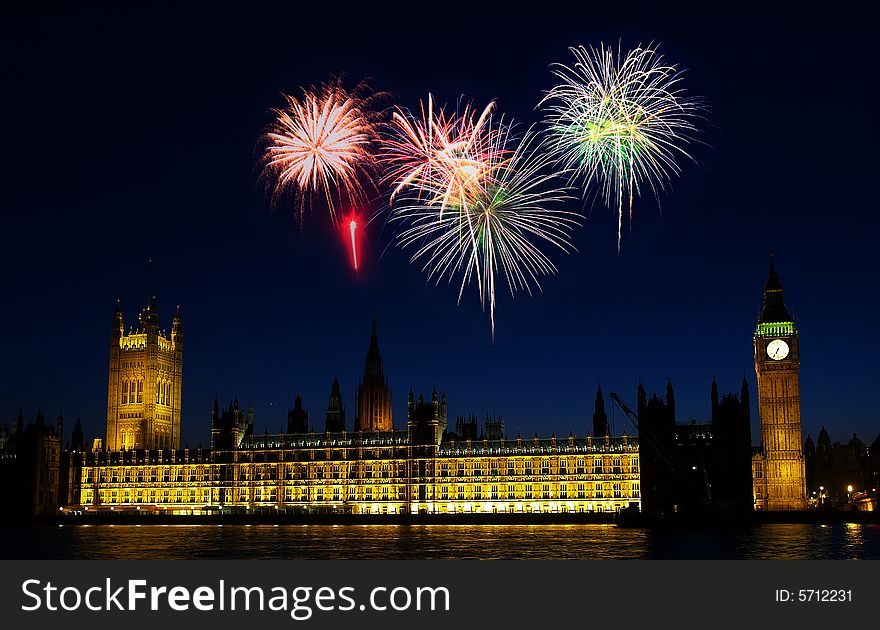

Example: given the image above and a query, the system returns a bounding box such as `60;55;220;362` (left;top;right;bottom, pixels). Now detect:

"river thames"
3;523;879;559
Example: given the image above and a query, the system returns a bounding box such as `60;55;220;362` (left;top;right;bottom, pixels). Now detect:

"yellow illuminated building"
67;306;640;517
752;256;807;510
73;431;640;515
105;298;183;451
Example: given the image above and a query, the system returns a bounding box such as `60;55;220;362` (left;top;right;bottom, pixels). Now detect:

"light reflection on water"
5;523;880;560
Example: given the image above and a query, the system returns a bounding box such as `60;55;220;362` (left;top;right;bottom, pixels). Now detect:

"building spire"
363;319;383;378
759;252;792;323
147;258;155;308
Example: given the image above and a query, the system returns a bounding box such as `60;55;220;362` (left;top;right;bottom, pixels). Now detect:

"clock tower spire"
752;254;807;510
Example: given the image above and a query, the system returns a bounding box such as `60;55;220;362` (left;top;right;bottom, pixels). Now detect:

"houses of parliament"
3;256;828;520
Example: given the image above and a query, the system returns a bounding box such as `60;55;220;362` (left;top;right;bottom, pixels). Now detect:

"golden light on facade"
752;258;808;511
71;432;640;516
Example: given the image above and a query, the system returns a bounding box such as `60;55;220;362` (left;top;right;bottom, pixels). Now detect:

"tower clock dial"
766;338;790;360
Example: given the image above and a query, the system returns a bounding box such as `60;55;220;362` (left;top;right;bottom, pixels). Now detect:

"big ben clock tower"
752;255;807;510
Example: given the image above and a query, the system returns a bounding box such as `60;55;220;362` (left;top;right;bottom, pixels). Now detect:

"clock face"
766;338;790;360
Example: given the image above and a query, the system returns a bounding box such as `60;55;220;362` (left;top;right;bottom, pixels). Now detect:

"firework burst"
383;97;580;337
380;94;501;217
259;79;380;225
540;43;704;251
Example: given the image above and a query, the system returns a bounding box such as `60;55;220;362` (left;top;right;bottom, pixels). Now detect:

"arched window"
122;381;128;405
129;380;136;404
157;381;161;404
137;380;143;403
165;381;170;406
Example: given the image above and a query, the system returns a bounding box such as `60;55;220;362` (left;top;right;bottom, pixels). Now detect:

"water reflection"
4;524;879;560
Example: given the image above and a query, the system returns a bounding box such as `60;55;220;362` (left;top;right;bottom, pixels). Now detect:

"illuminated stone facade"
106;298;183;451
752;257;807;510
68;310;640;517
72;431;640;515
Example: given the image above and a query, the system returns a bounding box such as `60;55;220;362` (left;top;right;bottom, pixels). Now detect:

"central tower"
752;255;806;509
355;321;393;432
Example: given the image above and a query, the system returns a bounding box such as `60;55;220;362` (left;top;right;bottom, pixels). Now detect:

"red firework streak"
349;219;358;270
342;213;362;271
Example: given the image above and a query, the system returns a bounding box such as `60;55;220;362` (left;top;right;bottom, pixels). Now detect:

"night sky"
3;8;877;449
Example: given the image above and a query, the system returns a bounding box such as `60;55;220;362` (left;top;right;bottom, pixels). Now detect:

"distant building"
324;377;346;433
636;377;752;517
804;428;872;508
451;416;479;441
211;398;253;450
444;413;503;442
484;414;504;441
0;411;65;519
407;388;448;446
593;386;609;437
288;393;308;434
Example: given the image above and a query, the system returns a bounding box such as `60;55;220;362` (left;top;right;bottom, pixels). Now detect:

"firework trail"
349;219;359;270
259;79;380;225
383;97;580;337
540;43;704;252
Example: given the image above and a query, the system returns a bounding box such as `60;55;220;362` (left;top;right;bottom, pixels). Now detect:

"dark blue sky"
2;8;877;449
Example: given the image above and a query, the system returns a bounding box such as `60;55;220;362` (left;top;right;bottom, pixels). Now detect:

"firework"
380;94;501;218
384;97;580;336
349;219;359;270
540;43;704;251
259;79;379;225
